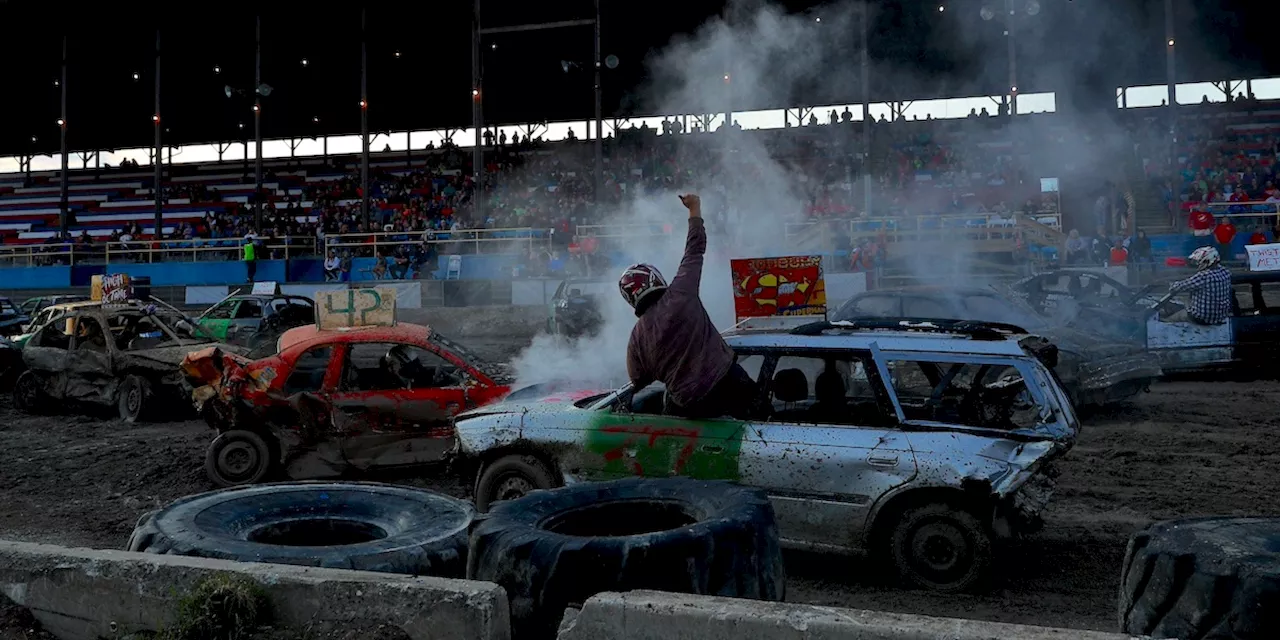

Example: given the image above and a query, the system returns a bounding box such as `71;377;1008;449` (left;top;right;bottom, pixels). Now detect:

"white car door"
738;350;917;552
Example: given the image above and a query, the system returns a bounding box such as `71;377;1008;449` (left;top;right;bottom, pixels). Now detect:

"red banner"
730;255;827;321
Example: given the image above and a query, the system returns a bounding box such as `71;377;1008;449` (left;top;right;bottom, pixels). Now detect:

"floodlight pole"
593;0;602;202
254;15;263;233
472;0;484;219
361;7;371;229
59;35;68;237
1006;0;1018;116
861;4;871;217
1165;0;1179;229
154;29;163;239
477;14;600;204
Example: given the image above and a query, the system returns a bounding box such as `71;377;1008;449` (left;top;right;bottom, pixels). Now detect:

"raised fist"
678;194;702;218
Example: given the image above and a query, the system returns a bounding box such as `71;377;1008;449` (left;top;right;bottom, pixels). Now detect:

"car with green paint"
197;294;316;347
453;319;1079;592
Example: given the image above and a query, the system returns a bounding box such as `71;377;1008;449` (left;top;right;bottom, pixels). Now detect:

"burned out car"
184;322;513;487
453;320;1079;592
547;278;610;338
1008;270;1160;343
832;287;1163;408
13;303;241;422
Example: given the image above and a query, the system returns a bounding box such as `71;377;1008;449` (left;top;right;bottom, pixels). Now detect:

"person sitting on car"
1167;246;1232;325
620;193;764;420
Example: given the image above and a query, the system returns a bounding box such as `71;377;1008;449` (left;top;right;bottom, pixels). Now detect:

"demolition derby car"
453;319;1079;592
0;296;30;337
1144;270;1280;373
196;290;316;348
546;278;609;338
184;321;513;487
833;287;1163;407
14;301;243;421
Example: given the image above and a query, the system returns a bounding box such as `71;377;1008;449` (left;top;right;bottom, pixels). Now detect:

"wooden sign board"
91;274;132;303
316;288;397;330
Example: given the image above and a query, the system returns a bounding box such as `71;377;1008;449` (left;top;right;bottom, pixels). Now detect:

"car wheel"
118;374;152;423
205;429;276;487
474;454;557;513
1120;517;1280;639
888;502;993;592
468;477;785;639
12;371;49;415
128;482;472;577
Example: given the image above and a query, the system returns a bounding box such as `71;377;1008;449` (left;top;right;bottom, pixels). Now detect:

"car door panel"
740;423;915;551
65;315;114;404
581;413;746;481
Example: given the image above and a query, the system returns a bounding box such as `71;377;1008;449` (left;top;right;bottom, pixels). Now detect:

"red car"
183;322;512;486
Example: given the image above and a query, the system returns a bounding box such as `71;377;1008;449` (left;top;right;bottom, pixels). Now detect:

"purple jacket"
626;217;734;407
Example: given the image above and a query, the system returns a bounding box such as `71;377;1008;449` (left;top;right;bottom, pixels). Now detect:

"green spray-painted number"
582;414;746;481
325;289;385;325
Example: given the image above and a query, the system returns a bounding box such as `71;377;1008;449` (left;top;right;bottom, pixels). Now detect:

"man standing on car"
620;193;762;420
1168;246;1232;325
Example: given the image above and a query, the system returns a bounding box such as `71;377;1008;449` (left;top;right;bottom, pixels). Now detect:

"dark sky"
0;0;1277;157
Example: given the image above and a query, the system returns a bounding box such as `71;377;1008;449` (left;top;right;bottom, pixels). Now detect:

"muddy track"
0;380;1276;633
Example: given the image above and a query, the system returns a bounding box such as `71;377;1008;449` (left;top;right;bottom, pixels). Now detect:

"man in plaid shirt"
1168;247;1233;325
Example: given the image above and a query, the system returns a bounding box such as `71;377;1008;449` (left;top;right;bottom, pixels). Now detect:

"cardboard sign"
730;255;827;322
1246;243;1280;272
91;274;131;303
251;281;280;295
316;288;397;330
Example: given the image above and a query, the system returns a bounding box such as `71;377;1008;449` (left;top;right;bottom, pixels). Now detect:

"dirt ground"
0;370;1276;635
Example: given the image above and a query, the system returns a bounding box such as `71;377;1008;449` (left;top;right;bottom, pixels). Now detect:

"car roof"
723;329;1028;357
47;300;102;312
1231;270;1280;285
278;322;433;352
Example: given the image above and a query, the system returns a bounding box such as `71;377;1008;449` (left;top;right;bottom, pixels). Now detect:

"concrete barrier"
558;591;1150;640
0;540;510;640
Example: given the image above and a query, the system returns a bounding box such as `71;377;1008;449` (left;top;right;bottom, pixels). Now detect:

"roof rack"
790;318;1030;341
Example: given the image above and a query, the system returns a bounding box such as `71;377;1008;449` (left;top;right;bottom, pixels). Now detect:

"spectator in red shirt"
1247;226;1270;245
1189;209;1214;236
1213;216;1237;258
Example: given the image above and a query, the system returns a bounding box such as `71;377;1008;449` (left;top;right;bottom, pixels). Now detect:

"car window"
764;352;893;427
71;317;109;353
884;358;1044;430
737;354;765;383
32;322;71;350
234;300;264;319
344;342;462;391
107;314;171;351
283;346;333;395
903;296;952;318
848;295;900;318
203;300;237;320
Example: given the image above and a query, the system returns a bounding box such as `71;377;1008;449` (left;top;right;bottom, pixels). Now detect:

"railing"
0;236;321;267
574;223;671;240
323;227;552;257
784;211;1063;247
1200;201;1280;228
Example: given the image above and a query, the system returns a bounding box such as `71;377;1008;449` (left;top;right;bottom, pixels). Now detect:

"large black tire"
12;371;49;415
205;429;276;487
117;374;152;423
1119;517;1280;639
128;482;472;577
474;453;558;512
886;502;993;592
468;477;785;640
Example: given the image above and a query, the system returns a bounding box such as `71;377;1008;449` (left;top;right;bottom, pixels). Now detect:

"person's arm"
668;194;707;297
1170;269;1209;294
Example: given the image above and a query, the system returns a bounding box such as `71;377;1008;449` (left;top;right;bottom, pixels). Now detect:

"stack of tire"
1119;517;1280;639
130;477;786;640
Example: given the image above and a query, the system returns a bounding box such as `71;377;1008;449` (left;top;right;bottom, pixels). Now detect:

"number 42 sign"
315;287;397;330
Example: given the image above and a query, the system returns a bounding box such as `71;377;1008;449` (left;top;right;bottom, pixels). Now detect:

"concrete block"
0;540;509;640
558;590;1152;640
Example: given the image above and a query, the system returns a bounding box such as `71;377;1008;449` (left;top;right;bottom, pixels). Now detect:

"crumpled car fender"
181;346;260;409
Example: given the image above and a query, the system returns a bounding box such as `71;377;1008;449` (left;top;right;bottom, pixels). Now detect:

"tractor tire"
468;477;785;640
1120;517;1280;639
128;482;472;578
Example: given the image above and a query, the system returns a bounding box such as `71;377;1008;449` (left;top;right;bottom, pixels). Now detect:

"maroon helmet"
618;263;668;311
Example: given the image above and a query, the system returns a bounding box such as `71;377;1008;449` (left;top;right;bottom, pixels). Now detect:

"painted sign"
91;274;132;303
316;288;397;330
251;281;280;295
730;255;827;321
1246;243;1280;272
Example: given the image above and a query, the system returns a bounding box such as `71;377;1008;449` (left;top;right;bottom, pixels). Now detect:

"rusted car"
452;319;1079;592
13;302;239;421
184;322;513;487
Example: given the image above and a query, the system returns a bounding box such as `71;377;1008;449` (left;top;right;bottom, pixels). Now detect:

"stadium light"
491;42;497;50
815;16;821;23
30;135;37;143
53;79;59;87
724;73;731;82
938;5;945;12
472;89;480;99
313;116;320;123
238;122;244;130
360;99;367;109
300;58;308;67
132;71;140;81
394;51;401;58
56;118;64;127
153;114;160;123
213;65;221;74
1026;0;1040;15
1168;38;1175;46
253;104;260;112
